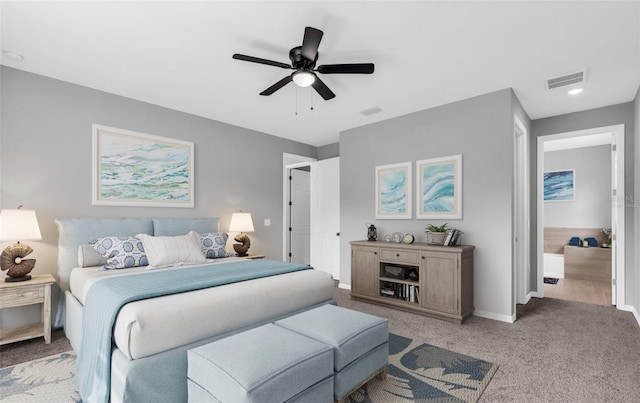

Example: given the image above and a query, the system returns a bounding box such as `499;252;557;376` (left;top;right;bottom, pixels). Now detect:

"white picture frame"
416;154;462;219
375;161;412;219
92;124;195;208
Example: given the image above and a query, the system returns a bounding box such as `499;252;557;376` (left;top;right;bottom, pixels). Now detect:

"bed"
55;217;335;403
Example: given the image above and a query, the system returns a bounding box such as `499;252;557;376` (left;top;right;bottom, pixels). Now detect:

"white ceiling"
1;1;639;147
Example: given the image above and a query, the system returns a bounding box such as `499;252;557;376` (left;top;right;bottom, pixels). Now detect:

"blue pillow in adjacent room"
91;236;149;270
198;232;230;258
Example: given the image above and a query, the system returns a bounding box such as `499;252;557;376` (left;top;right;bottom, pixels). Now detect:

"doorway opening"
283;153;315;263
536;124;625;308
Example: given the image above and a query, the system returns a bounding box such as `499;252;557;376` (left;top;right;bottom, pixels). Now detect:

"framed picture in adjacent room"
375;161;412;219
92;124;195;207
416;154;462;219
544;169;575;202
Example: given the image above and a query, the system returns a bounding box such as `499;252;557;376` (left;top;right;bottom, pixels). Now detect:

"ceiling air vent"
545;69;587;90
360;106;383;116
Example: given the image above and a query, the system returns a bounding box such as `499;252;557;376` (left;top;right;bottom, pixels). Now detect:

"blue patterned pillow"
91;236;149;270
198;232;230;258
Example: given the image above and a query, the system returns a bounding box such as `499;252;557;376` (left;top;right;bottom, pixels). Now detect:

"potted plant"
425;223;449;245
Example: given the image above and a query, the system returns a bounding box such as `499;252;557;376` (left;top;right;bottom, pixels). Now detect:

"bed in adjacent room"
55;217;335;403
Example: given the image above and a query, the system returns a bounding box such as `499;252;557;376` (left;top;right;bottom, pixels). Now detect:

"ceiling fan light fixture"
292;70;315;87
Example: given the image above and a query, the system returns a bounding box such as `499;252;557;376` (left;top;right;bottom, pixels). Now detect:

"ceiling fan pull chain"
294;86;298;116
310;89;314;111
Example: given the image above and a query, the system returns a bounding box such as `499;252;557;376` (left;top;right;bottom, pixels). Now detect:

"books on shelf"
380;282;420;304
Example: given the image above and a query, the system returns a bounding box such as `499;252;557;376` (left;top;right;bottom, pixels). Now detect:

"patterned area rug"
347;333;497;402
0;351;80;402
0;334;497;402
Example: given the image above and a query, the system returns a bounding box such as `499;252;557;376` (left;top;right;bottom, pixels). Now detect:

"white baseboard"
338;283;351;290
543;271;564;279
473;309;515;323
618;304;640;327
632;306;640;327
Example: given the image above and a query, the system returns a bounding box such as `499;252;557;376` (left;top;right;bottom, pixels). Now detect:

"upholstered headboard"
54;216;220;328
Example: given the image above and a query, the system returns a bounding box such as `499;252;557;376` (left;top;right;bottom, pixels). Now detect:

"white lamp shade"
228;212;254;233
292;71;315;88
0;209;42;242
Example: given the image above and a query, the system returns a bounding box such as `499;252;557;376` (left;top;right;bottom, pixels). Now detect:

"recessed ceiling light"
568;88;583;95
2;50;24;62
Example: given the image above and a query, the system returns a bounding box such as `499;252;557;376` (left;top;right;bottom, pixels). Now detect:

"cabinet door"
351;246;379;297
421;251;459;314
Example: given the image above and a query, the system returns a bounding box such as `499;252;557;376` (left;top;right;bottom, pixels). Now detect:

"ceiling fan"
232;26;374;100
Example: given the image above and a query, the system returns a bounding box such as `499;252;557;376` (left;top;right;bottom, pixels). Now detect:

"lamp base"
233;233;251;257
5;274;32;282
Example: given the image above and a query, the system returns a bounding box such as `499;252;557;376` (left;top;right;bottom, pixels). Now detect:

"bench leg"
335;365;388;403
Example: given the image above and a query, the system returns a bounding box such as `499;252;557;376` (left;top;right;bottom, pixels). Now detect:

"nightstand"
0;273;56;345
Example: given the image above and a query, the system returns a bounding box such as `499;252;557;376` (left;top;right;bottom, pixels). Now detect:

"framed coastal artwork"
543;169;575;202
416;154;462;219
92;124;195;207
375;161;412;219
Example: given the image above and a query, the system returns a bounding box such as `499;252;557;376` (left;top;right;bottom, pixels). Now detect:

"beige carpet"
3;287;640;402
334;287;640;402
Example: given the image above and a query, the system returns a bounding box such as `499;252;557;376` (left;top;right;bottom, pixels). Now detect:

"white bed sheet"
69;260;335;360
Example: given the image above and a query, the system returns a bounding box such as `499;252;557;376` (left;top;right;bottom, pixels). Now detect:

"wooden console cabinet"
350;240;474;324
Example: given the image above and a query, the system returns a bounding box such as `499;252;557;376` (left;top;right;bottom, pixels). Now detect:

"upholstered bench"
275;304;389;403
187;323;334;402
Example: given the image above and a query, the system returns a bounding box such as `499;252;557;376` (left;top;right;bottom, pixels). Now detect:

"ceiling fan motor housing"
289;46;317;70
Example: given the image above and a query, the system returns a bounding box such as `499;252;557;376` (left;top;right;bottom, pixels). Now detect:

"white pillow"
136;231;206;269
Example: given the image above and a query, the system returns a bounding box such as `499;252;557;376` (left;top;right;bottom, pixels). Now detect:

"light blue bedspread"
74;259;311;403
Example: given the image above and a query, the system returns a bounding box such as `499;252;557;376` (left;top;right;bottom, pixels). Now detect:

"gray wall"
340;89;517;321
531;102;635;305
0;67;317;326
544;145;611;228
317;142;339;159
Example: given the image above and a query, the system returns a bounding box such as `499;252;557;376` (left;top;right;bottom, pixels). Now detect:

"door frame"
282;153;316;261
513;115;531;305
535;124;626;308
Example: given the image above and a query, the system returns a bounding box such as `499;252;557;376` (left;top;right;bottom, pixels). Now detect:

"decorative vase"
428;232;447;245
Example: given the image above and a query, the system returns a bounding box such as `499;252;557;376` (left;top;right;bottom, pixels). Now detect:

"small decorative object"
402;233;415;244
602;228;612;248
425;223;449;245
0;206;42;282
391;232;404;243
367;224;377;241
383;234;392;243
408;268;418;281
229;211;254;257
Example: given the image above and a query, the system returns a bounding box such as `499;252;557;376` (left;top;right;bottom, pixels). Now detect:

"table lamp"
0;206;42;282
229;211;254;257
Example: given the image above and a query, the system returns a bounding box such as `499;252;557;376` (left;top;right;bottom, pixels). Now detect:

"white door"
310;157;340;279
290;168;311;264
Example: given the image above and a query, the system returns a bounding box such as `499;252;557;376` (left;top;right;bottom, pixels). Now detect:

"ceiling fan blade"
260;75;293;96
301;27;323;61
317;63;375;74
233;54;291;69
311;74;335;100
